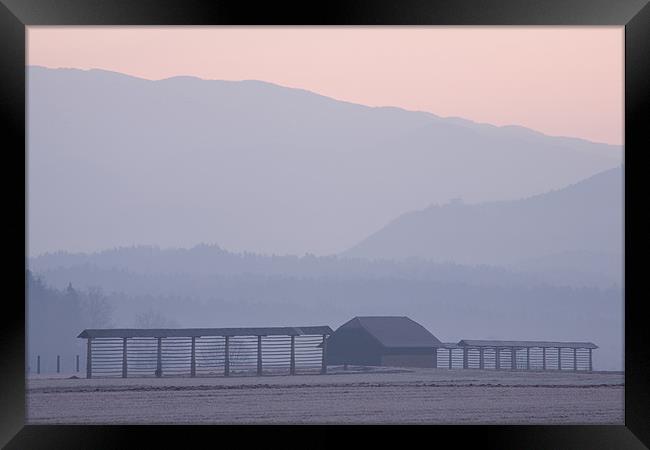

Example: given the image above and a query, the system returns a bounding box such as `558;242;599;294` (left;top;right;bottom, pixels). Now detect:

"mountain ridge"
29;65;622;147
344;166;623;268
28;66;621;256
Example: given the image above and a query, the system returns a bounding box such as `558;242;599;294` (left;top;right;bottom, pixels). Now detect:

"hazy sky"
27;26;623;145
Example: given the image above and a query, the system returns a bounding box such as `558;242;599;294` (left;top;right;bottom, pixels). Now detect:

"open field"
27;367;624;424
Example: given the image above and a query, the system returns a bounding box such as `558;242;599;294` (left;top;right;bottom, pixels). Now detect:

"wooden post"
510;348;516;370
573;348;578;371
257;336;263;376
321;334;327;374
479;348;484;369
542;347;546;370
37;355;40;375
526;347;530;370
462;348;468;369
190;337;196;378
290;335;296;375
557;347;562;371
224;336;230;377
76;354;80;372
86;338;92;379
588;348;593;372
433;348;438;369
57;355;60;373
496;348;501;369
122;337;128;378
156;337;162;377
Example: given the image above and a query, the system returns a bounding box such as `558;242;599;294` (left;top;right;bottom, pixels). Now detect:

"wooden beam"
257;336;263;376
57;355;60;373
542;347;546;370
496;348;501;370
86;338;92;379
224;336;230;377
76;354;80;373
290;335;296;375
122;337;127;378
37;355;41;375
433;348;438;369
510;348;516;370
320;334;327;374
557;347;562;371
462;348;468;369
573;348;578;371
156;337;162;377
526;347;530;370
479;348;484;369
448;349;452;369
588;348;593;372
190;337;196;378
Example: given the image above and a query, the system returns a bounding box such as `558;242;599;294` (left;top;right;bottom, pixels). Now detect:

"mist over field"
26;66;623;372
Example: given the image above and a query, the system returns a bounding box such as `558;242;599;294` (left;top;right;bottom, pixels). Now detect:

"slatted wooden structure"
78;326;332;379
437;343;466;369
447;340;598;371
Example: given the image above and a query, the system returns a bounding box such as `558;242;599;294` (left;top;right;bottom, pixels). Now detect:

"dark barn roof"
334;316;443;349
458;339;598;349
78;326;333;339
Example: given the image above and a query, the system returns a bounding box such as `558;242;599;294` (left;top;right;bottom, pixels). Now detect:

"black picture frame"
1;0;648;448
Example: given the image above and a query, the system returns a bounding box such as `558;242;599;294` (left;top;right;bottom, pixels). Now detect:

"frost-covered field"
27;367;624;424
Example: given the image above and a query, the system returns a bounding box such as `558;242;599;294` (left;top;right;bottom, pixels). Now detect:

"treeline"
29;244;620;290
29;244;528;279
26;270;176;373
27;270;115;373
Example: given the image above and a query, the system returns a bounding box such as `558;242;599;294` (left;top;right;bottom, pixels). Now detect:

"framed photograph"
2;0;648;448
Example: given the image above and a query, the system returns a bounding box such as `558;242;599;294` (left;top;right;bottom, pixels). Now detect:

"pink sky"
27;27;623;145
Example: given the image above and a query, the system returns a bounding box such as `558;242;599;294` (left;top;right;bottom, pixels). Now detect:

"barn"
323;316;442;368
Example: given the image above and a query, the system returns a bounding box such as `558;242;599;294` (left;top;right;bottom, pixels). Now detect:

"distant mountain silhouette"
28;66;621;256
344;167;623;272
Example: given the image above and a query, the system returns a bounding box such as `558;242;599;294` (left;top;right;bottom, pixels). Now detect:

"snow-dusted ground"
26;367;624;424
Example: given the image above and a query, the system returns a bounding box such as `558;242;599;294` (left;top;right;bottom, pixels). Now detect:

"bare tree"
81;286;114;328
